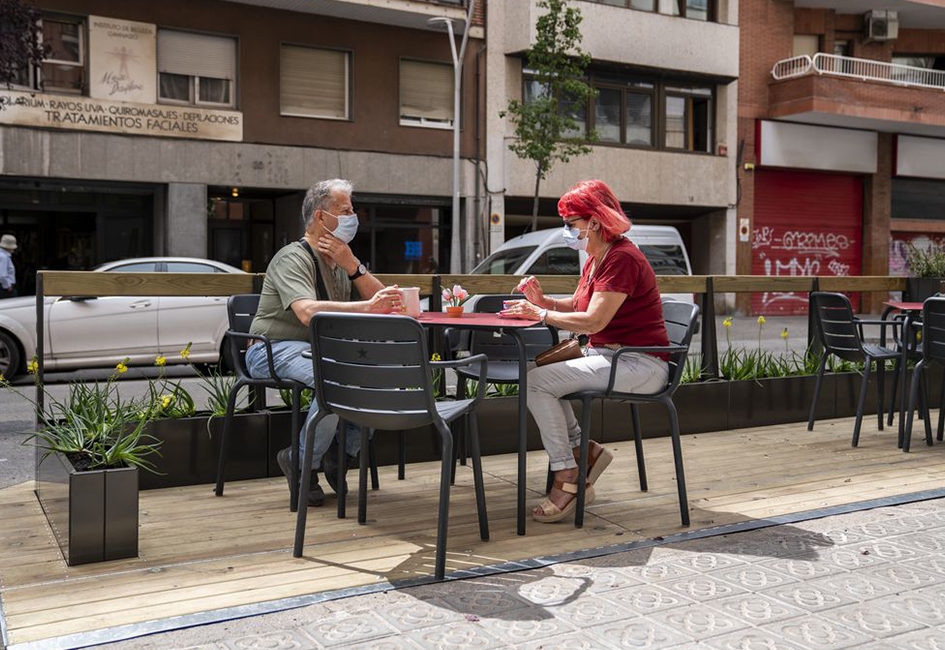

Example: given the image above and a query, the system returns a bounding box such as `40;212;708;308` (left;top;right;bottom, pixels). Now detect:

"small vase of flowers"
442;284;470;317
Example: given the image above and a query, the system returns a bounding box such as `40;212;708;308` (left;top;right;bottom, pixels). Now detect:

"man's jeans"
245;340;360;470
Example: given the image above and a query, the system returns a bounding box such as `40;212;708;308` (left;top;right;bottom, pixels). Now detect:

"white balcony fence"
771;53;945;91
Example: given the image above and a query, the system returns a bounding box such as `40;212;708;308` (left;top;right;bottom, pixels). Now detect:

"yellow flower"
161;394;172;409
722;318;732;328
431;353;442;362
0;373;6;385
154;355;167;367
180;342;192;360
757;315;766;326
781;327;789;340
116;361;128;374
26;359;39;375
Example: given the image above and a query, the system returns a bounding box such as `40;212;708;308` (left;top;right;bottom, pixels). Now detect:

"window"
586;0;656;10
106;262;158;273
523;68;711;153
157;30;236;108
471;246;537;274
400;59;454;128
166;262;226;273
529;247;580;275
792;35;820;58
41;16;85;94
673;0;712;21
891;55;945;84
638;245;689;275
664;85;712;152
281;44;349;119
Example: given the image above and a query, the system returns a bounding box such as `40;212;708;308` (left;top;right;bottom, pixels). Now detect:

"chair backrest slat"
810;292;865;363
226;294;262;376
311;313;437;431
661;300;700;394
922;298;945;365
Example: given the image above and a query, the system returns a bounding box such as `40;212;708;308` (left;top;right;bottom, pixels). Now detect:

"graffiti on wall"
751;226;858;313
889;234;945;277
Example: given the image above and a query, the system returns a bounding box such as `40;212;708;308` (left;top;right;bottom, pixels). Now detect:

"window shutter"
158;30;236;80
280;45;348;118
400;60;453;121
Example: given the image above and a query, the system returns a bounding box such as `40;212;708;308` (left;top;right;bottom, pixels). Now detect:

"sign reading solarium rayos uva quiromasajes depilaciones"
0;15;242;142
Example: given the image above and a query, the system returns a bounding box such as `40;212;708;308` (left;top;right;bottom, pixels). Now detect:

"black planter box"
728;374;834;429
905;277;945;302
36;452;138;566
139;413;269;490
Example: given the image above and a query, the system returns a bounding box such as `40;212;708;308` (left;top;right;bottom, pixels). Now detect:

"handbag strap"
298;238;330;301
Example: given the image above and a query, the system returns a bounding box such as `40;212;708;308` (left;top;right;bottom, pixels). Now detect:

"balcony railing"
771;53;945;91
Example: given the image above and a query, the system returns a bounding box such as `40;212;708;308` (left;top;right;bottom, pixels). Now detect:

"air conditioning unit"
864;10;899;42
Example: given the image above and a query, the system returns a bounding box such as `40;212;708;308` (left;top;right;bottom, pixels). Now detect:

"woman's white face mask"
562;222;589;251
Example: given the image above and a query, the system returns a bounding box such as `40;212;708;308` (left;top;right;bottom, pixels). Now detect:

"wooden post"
700;277;719;379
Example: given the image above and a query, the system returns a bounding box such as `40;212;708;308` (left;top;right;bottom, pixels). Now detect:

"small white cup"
401;286;421;317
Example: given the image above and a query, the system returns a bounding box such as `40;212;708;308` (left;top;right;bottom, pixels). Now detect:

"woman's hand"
500;298;542;321
367;285;403;313
514;276;546;306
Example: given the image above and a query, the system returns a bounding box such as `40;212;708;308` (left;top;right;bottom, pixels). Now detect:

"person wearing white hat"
0;234;17;299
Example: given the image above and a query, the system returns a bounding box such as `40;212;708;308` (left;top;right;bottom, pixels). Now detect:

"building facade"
1;0;484;293
740;0;945;314
486;0;740;282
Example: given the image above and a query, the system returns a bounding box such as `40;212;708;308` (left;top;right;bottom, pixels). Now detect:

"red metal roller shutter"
751;170;863;315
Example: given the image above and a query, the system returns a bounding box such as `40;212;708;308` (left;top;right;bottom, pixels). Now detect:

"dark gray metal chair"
563;300;700;529
807;291;900;447
294;313;490;580
215;294;309;511
903;297;945;452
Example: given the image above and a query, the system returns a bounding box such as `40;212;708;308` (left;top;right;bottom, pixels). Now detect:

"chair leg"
398;432;406;480
288;386;302;512
293;413;326;558
888;357;901;427
359;426;370;524
214;382;244;497
665;399;690;527
368;430;380;491
938;367;945;442
336;421;346;520
630;404;648;492
852;359;872;447
904;361;925;453
574;397;593;529
467;412;489;542
876;359;885;431
920;371;934;447
808;357;828;431
433;419;454;581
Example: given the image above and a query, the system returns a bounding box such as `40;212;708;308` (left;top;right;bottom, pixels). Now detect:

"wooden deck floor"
2;414;945;648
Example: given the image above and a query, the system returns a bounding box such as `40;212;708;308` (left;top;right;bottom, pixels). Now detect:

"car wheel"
0;330;22;378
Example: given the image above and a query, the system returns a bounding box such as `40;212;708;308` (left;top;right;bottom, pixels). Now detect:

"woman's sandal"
532;479;596;523
573;442;614;485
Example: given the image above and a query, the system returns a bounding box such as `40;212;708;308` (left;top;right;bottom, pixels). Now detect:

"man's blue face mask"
324;211;359;244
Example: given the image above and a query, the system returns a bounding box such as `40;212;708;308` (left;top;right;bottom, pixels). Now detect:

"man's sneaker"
276;447;325;507
321;442;348;498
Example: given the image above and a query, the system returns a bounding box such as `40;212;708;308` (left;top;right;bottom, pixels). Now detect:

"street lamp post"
428;0;476;273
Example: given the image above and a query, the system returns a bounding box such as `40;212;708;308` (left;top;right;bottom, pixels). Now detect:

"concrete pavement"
86;494;945;650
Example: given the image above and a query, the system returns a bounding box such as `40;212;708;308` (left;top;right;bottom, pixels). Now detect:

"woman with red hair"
502;179;669;523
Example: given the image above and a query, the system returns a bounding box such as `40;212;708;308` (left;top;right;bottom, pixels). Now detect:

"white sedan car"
0;257;244;379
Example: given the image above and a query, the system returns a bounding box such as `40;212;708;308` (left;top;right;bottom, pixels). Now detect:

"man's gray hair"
302;179;354;228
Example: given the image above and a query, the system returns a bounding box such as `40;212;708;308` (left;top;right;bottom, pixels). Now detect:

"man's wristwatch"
537;308;548;325
348;262;367;281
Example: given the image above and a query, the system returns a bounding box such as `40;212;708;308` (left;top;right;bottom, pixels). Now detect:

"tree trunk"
530;170;542;232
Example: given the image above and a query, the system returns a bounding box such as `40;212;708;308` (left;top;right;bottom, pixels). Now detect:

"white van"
471;225;694;303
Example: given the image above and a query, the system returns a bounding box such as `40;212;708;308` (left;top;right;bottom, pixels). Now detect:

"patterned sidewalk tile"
644;603;752;640
403;620;504;650
475;608;578;646
701;627;808;650
706;562;800;591
703;592;808;625
223;630;318;650
765;615;875;649
585;617;694;649
816;601;927;639
597;584;694;616
372;596;467;633
300;612;397;648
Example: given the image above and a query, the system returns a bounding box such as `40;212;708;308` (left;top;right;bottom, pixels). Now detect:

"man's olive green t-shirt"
249;241;352;341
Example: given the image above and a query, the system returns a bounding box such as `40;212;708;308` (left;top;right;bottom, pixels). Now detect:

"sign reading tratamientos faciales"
0;90;243;141
88;16;157;104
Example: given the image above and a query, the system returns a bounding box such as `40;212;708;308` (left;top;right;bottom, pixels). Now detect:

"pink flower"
453;286;468;302
442;288;453;303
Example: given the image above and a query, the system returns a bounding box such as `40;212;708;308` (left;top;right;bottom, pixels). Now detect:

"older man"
0;234;17;299
247;179;402;506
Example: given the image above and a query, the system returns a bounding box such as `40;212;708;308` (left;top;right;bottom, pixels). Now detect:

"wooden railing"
34;271;909;393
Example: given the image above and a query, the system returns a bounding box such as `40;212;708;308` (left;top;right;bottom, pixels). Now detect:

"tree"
0;0;45;92
501;0;596;231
